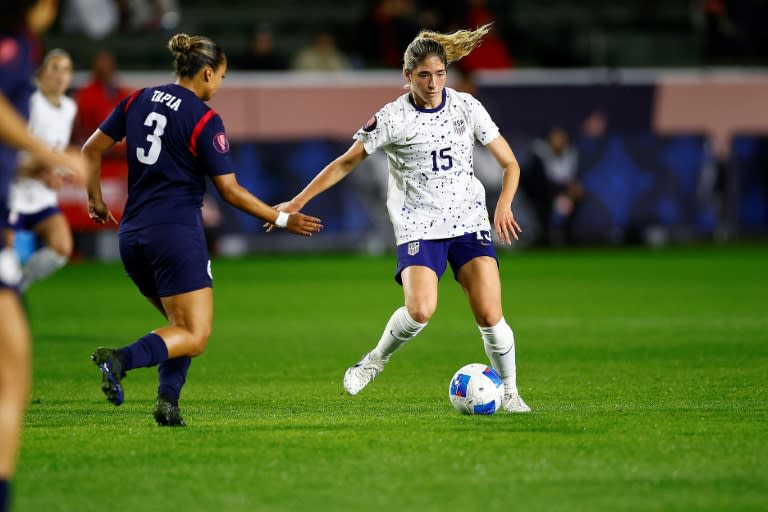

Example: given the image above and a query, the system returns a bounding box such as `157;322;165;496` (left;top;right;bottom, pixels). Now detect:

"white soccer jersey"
354;87;500;245
10;90;77;214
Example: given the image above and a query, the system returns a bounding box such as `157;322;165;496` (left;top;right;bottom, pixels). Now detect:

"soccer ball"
448;363;504;415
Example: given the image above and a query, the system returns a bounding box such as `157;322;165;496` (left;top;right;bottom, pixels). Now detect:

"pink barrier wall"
113;72;407;141
106;70;768;154
207;84;403;141
653;75;768;158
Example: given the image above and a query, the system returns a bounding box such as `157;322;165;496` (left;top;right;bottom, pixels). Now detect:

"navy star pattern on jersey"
354;87;500;245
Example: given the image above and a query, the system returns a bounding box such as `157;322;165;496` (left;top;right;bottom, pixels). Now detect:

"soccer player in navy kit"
0;2;88;510
82;33;322;426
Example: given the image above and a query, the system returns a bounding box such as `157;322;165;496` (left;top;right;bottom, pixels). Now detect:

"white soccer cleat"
343;352;385;396
502;393;531;413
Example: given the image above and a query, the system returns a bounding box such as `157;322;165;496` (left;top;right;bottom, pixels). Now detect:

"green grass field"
14;245;768;511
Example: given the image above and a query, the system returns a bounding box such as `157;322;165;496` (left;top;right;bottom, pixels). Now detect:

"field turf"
14;245;768;511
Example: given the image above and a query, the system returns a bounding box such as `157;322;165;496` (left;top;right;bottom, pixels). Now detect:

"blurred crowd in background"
56;0;768;70
28;1;768;256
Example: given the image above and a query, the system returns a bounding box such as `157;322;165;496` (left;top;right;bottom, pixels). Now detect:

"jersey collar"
408;88;447;113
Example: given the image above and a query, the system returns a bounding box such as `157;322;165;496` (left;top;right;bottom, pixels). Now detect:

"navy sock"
157;356;192;405
1;479;9;512
117;333;169;371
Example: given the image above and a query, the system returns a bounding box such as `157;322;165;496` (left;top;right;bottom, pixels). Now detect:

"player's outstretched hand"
264;200;308;233
285;212;322;236
264;201;291;233
88;197;117;225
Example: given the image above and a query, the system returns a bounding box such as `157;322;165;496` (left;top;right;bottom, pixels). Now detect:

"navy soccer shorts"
9;206;59;231
119;223;212;298
394;230;498;285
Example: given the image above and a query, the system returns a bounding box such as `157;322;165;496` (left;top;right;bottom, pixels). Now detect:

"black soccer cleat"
153;398;186;427
91;347;126;406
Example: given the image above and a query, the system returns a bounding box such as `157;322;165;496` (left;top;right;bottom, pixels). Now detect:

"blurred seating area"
46;0;768;70
40;1;768;256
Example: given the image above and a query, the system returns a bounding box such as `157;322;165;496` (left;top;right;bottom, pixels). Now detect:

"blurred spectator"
231;24;288;71
581;110;607;138
522;127;583;245
116;0;180;33
695;0;768;63
73;51;130;146
73;49;130;223
359;0;419;68
292;32;351;71
61;0;119;39
416;0;467;32
456;1;514;72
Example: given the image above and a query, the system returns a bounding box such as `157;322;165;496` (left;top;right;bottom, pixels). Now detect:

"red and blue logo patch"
362;115;377;132
213;132;229;153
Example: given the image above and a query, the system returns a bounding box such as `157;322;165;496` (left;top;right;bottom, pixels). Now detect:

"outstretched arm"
0;93;87;181
211;173;322;236
485;135;522;244
291;140;368;210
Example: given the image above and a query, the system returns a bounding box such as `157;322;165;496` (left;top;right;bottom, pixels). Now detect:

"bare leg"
456;256;503;327
343;266;434;395
0;290;31;478
155;287;213;358
457;257;529;412
32;213;72;258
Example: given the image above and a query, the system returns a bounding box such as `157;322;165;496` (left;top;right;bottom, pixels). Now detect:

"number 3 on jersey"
136;112;167;165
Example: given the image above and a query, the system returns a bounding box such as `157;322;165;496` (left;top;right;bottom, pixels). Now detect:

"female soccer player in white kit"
9;49;77;292
274;24;530;412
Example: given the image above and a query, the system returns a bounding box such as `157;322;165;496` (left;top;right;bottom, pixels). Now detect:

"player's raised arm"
0;94;87;181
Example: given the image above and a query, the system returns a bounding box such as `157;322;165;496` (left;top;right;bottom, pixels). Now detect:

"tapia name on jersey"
151;90;182;111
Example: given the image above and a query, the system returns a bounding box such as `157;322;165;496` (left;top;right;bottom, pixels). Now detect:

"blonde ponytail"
403;23;492;72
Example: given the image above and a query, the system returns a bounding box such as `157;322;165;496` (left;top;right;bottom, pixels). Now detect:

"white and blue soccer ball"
448;363;504;415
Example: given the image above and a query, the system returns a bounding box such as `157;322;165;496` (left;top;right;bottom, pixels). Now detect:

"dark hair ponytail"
168;33;226;78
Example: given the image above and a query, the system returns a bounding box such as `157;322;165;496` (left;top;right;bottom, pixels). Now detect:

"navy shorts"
9;206;59;230
119;223;212;298
394;230;497;285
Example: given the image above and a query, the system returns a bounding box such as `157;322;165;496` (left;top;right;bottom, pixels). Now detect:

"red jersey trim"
123;89;144;112
188;109;216;156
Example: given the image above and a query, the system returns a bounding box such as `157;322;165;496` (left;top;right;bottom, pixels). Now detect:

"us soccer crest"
407;241;420;255
453;118;466;135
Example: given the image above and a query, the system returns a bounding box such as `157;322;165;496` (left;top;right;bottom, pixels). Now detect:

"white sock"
479;317;519;395
369;306;427;362
20;247;68;292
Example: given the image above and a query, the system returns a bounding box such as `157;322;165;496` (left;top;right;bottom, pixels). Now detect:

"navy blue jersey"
99;83;234;233
0;32;37;231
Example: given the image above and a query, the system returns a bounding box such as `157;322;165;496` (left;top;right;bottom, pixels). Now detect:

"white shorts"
9;178;58;215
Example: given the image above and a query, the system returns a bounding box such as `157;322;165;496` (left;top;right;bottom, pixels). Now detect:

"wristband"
275;211;289;228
